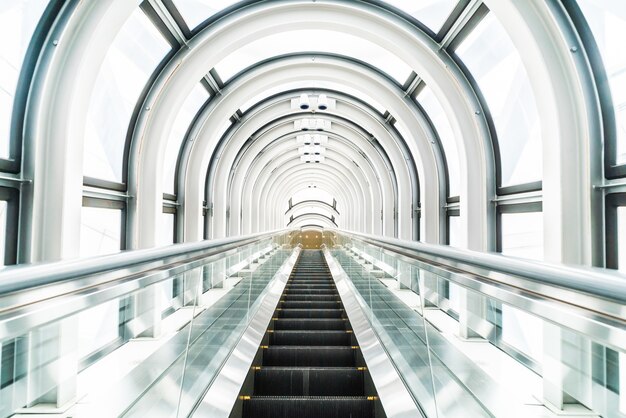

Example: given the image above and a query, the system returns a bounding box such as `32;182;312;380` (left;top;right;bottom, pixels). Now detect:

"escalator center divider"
237;250;379;418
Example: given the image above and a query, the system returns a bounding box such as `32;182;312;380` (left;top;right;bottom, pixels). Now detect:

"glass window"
500;211;543;261
576;1;626;165
214;30;413;84
163;84;209;194
383;0;457;33
617;207;626;270
80;206;122;257
455;12;542;187
84;8;170;182
447;214;462;247
0;201;6;266
173;0;239;31
417;85;461;196
159;211;175;246
0;0;49;158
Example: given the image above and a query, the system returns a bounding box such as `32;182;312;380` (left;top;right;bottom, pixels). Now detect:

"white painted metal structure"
2;0;625;416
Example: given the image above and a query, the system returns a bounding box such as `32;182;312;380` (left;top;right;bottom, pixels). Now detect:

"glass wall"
0;0;48;160
173;0;240;31
84;7;171;183
576;1;626;166
417;85;461;197
213;29;413;83
454;12;541;188
163;83;209;194
0;201;6;266
384;0;458;33
499;208;544;362
79;204;123;257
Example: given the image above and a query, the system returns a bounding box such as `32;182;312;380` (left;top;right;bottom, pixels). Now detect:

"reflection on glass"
0;0;48;158
383;0;457;32
500;211;543;261
418;85;461;196
84;8;170;182
163;84;209;194
80;206;122;257
455;12;541;187
577;1;626;164
173;0;239;31
214;29;412;83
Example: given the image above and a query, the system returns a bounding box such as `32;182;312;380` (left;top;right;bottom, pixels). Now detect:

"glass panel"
80;206;122;257
214;29;413;83
159;211;175;246
0;0;49;158
77;301;119;358
447;214;462;247
501;304;543;361
84;8;170;182
455;12;541;187
163;84;209;194
0;201;6;266
417;85;461;196
577;1;626;164
173;0;239;31
618;207;626;270
500;211;543;261
384;0;457;33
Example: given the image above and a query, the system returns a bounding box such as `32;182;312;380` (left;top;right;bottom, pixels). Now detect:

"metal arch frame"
257;157;369;230
202;80;419;238
287;212;337;228
200;55;425;203
286;200;339;216
261;171;362;232
126;0;492;250
479;1;601;265
220;112;394;236
219;112;398;237
228;119;388;234
244;151;370;233
183;57;439;242
287;204;337;220
185;57;424;242
233;133;377;233
176;59;414;242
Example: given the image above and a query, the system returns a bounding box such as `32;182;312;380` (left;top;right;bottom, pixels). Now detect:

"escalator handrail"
336;230;626;304
0;229;287;295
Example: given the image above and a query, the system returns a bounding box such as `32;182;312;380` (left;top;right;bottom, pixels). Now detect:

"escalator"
234;250;383;418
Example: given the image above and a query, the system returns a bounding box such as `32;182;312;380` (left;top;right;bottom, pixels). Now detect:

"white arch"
127;1;491;250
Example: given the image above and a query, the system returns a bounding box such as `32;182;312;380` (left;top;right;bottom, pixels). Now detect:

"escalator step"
273;318;347;331
242;396;374;418
269;331;352;346
254;368;364;396
286;284;335;290
263;347;356;367
283;295;339;302
284;289;338;295
280;301;340;309
277;309;344;319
